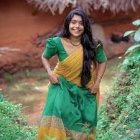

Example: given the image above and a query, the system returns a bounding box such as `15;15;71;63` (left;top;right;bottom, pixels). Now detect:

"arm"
95;61;106;84
90;41;107;94
42;37;59;84
90;61;107;94
41;54;58;84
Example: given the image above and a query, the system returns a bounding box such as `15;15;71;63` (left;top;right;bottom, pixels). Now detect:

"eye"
71;20;83;26
79;21;83;25
71;20;77;24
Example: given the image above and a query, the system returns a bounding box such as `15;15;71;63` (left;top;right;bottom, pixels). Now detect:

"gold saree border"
37;116;95;140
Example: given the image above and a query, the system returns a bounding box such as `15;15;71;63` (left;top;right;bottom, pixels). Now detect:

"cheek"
69;24;72;31
80;26;84;33
69;25;75;34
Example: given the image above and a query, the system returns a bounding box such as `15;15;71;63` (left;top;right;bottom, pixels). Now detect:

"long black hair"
58;8;97;87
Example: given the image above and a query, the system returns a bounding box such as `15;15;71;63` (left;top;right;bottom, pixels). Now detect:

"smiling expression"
69;15;84;38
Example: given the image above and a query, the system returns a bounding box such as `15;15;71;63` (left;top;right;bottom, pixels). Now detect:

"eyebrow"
71;19;83;22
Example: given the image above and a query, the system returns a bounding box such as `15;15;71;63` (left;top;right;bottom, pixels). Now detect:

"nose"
75;23;80;28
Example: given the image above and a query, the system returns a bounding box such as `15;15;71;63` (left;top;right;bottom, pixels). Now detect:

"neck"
69;36;81;46
69;36;81;43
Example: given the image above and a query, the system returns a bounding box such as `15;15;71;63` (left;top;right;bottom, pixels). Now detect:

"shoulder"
96;40;103;49
95;40;107;63
46;36;59;43
47;36;60;43
46;36;60;48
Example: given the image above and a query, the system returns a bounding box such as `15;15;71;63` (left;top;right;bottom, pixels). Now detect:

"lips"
69;27;84;37
72;29;81;32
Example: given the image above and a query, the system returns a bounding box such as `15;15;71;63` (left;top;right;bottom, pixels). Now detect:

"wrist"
94;80;100;85
96;76;103;82
48;71;53;76
96;78;101;83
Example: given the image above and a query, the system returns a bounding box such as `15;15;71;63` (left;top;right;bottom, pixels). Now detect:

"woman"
38;8;107;140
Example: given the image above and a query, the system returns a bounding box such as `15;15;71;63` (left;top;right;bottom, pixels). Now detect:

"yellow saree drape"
54;47;97;89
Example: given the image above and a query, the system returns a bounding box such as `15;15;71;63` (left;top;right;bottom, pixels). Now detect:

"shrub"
97;19;140;140
0;93;37;140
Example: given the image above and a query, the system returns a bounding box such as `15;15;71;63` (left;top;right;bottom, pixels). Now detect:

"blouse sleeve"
95;42;107;63
43;38;57;59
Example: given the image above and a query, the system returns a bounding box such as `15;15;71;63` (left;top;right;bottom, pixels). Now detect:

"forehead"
71;15;83;21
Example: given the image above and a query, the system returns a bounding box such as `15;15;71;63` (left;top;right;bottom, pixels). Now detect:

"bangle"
97;76;102;81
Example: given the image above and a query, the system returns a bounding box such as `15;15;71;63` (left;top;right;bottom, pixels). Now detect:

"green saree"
37;37;107;140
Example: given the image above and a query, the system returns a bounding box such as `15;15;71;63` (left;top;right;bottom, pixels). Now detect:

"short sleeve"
95;42;107;63
43;38;57;59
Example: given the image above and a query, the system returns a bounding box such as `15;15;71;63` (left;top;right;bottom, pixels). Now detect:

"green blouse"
43;36;107;63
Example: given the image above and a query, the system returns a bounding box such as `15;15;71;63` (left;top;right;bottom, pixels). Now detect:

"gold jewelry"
69;40;81;46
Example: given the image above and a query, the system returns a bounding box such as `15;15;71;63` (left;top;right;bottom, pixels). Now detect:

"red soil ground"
0;0;139;125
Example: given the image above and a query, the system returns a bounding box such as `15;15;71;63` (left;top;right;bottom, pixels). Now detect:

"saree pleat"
38;48;98;140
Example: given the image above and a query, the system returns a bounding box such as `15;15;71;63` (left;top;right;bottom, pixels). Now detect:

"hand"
48;72;59;84
90;81;100;94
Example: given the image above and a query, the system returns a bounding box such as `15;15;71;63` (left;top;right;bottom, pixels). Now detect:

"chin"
72;34;82;38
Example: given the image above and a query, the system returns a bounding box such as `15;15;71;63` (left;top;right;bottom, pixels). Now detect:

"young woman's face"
69;15;84;38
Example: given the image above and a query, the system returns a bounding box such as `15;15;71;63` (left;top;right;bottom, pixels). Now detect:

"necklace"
69;39;81;46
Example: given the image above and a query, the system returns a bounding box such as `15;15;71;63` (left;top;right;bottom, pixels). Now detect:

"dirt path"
0;57;123;125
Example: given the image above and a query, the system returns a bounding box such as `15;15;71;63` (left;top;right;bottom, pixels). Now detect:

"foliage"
97;19;140;140
3;69;48;85
24;69;47;80
3;73;15;84
124;19;140;55
0;92;37;140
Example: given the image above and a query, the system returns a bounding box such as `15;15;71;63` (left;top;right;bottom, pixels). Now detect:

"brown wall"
0;0;140;45
0;0;68;45
0;0;140;75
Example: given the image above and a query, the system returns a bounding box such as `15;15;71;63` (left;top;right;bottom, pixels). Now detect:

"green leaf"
125;44;140;55
132;19;140;26
124;30;135;37
134;29;140;42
